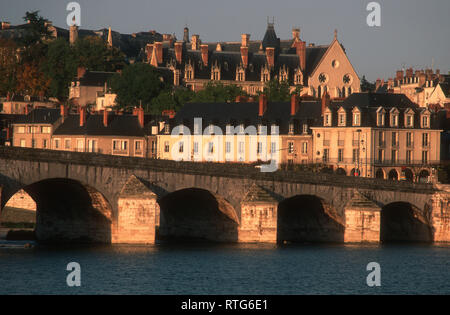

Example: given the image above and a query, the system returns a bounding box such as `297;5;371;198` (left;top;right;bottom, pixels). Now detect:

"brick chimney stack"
200;44;209;66
406;68;413;78
396;70;404;81
154;42;163;64
291;94;300;116
136;107;144;128
77;66;86;79
103;110;108;127
60;105;67;122
259;95;267;117
191;35;200;50
80;106;86;127
266;47;275;68
174;41;183;64
292;28;300;41
294;40;306;71
241;34;250;47
321;91;330;116
240;46;248;68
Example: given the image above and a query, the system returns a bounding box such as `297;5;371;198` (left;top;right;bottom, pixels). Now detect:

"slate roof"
173;99;323;134
53;113;146;137
12;108;61;125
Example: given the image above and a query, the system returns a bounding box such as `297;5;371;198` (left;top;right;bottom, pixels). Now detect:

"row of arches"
0;179;434;244
333;167;431;183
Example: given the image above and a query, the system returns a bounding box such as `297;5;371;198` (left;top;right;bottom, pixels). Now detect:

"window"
406;132;413;147
338;113;346;126
323;148;329;162
377;110;385;126
378;131;385;147
352;149;359;163
422;115;429;128
270;142;276;154
87;139;97;153
391;150;397;163
405;111;414;128
392;132;398;147
179;142;184;153
422;151;428;164
54;139;60;149
64;139;71;150
406;150;412;164
289;123;294;134
20;139;26;147
422;133;429;147
324;113;331;126
288;142;294;154
239;142;244;154
338;149;344;162
113;140;128;151
391;114;399;127
17;126;25;134
208;142;214;154
193;142;199;154
31;139;36;148
135;141;142;151
301;142;308;154
226;141;231;154
302;124;308;134
353;111;360;126
257;142;263;154
43;139;48;149
164;141;170;153
377;149;384;162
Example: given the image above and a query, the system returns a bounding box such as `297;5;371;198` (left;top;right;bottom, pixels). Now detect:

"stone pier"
113;175;158;244
344;191;381;243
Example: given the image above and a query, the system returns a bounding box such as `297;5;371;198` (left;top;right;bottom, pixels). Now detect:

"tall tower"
183;27;189;43
107;27;113;48
69;24;78;45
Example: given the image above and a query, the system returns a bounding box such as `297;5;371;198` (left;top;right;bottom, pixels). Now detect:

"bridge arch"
1;178;113;243
157;187;239;242
277;195;345;243
380;201;433;243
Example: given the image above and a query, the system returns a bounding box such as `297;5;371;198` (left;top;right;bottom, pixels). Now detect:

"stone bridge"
0;147;449;244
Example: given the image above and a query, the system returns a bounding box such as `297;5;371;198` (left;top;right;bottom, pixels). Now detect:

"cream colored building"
312;92;441;183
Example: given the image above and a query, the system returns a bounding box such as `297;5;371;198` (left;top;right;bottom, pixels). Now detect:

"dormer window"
404;109;415;128
352;108;361;126
257;124;264;135
185;64;194;80
302;124;308;134
294;70;303;85
279;68;288;82
212;66;221;81
261;67;270;82
390;108;399;127
271;124;278;135
421;111;430;128
236;68;245;81
324;109;332;127
377;107;386;126
338;108;346;127
289;123;294;134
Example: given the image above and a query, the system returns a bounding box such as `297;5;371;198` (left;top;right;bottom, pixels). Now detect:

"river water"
0;241;449;295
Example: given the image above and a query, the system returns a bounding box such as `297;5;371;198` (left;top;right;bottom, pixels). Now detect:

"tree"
16;62;51;98
360;75;375;92
109;63;168;109
41;38;77;102
73;36;125;72
0;39;18;97
190;82;246;103
150;88;195;114
259;79;291;101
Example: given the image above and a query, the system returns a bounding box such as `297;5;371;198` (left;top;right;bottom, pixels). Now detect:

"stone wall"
4;189;36;211
239;202;277;243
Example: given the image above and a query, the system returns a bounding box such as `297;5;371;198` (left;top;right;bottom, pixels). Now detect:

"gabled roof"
12;108;61;125
53;113;145;137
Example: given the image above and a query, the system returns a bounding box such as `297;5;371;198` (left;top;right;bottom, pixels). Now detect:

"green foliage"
260;79;292;101
73;36;125;72
41;38;77;102
360;75;376;92
19;11;52;47
0;39;18;96
150;88;195;114
190;82;246;103
109;63;168;110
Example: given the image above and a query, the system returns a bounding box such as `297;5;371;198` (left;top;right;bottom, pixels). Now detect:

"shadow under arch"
157;188;239;242
21;178;113;244
277;195;345;243
380;202;433;243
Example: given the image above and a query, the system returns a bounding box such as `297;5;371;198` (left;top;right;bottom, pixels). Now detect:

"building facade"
146;23;360;97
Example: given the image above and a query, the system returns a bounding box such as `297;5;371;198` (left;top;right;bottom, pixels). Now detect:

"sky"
1;0;449;81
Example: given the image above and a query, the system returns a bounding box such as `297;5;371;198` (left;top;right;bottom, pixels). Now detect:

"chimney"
321;92;330;116
241;34;250;47
137;107;144;128
80;106;86;127
5;127;11;140
294;40;306;71
191;35;200;50
183;27;190;43
419;73;426;86
174;41;183;64
406;68;413;78
396;70;404;81
77;66;86;79
240;46;248;68
266;47;275;68
387;78;394;89
24;105;30;115
103;110;108;127
375;78;382;91
60;105;67;122
145;44;154;62
154;42;163;64
291;94;300;116
259;95;267;117
200;44;208;66
292;28;300;41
